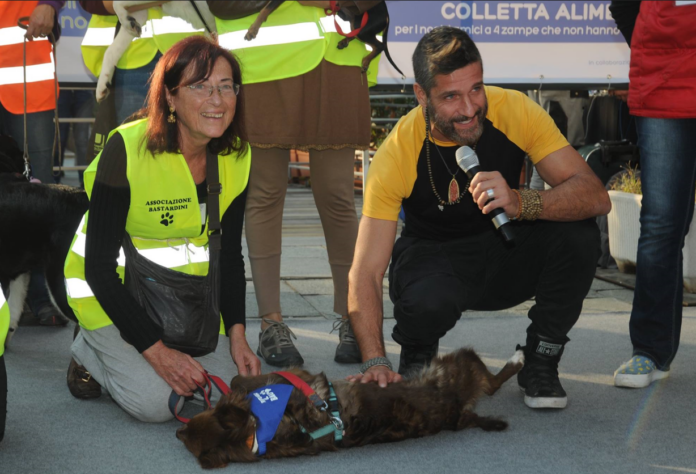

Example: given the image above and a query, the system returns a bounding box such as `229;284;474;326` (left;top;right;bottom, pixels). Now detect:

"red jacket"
629;1;696;118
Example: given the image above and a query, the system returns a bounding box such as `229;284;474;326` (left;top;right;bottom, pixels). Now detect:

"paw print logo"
160;212;174;226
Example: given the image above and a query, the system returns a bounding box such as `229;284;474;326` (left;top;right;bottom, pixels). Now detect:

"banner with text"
379;0;630;86
54;1;630;86
56;0;95;84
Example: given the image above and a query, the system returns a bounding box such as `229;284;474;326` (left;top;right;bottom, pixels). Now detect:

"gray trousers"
71;325;237;423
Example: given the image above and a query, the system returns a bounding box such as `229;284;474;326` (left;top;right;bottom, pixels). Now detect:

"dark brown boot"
67;359;101;400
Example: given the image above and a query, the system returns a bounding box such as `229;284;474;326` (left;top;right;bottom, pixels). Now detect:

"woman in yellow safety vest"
64;36;260;422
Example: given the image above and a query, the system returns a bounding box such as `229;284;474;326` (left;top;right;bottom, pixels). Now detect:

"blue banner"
58;0;91;37
388;1;622;43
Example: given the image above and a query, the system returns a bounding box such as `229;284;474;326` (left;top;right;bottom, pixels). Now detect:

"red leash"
325;0;369;38
273;371;328;410
169;372;231;423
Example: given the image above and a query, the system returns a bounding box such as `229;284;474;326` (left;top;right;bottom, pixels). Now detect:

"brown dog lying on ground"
177;348;524;468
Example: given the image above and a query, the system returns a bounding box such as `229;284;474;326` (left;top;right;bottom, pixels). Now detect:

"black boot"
398;341;439;378
517;334;567;409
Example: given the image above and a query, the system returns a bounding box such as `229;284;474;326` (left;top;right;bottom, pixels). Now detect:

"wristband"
359;357;393;374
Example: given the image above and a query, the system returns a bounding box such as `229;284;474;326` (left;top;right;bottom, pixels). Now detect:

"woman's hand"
229;324;261;376
142;341;206;396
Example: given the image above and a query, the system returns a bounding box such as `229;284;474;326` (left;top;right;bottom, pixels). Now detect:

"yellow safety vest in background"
0;291;9;357
81;10;207;77
64;119;251;333
216;2;378;86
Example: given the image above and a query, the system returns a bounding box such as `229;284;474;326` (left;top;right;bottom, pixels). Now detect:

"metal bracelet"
359;357;393;374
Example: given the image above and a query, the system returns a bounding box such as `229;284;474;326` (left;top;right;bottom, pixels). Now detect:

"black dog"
0;135;85;346
335;1;405;76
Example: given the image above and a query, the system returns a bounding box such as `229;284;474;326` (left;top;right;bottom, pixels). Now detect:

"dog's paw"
244;29;258;41
337;38;350;49
480;417;508;432
113;2;146;37
96;76;111;103
5;326;16;348
509;350;525;367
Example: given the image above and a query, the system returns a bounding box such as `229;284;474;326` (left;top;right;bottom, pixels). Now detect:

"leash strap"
325;1;369;39
273;373;344;444
298;382;344;443
273;371;327;410
188;0;213;34
168;371;231;423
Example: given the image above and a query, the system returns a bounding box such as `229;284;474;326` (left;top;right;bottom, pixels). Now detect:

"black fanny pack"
123;150;223;357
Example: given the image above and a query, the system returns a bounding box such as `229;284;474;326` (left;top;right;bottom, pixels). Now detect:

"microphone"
455;146;515;242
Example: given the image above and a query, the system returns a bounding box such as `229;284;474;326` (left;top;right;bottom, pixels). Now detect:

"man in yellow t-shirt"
346;27;611;410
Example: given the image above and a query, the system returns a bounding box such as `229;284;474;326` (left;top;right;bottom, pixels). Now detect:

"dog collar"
246;433;258;454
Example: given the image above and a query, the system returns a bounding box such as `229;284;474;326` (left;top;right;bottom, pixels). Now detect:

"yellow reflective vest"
81;9;207;77
0;290;9;357
64;119;251;333
215;2;378;86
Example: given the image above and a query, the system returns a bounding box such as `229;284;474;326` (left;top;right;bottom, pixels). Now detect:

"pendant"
438;204;444;211
448;177;460;203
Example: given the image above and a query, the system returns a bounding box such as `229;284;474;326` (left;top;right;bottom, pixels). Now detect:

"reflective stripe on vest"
81;14;158;77
0;289;9;357
214;2;326;84
215;3;375;85
0;1;57;114
82;12;207;77
64;118;251;332
148;10;208;54
0;54;55;85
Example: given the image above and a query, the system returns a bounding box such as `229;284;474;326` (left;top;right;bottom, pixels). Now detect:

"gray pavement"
2;186;696;474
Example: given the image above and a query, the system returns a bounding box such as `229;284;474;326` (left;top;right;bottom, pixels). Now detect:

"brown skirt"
241;60;371;151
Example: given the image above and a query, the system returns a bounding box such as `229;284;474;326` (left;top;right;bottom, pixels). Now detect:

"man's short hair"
412;26;482;96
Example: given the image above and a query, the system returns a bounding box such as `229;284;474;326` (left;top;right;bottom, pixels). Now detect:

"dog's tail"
381;11;405;78
482;349;525;396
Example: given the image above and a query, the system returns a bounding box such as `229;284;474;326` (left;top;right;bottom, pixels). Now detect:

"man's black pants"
388;219;601;348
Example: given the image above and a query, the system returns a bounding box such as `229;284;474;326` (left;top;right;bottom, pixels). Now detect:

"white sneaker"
614;356;669;388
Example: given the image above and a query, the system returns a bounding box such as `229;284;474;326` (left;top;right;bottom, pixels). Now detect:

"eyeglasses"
184;83;240;99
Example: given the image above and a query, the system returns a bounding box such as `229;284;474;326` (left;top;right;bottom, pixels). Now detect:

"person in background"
0;1;69;327
211;0;375;368
610;0;696;388
0;1;66;439
52;89;96;187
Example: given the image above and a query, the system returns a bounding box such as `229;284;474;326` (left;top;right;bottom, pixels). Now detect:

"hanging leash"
17;17;61;182
324;1;368;38
168;371;231;423
187;0;213;35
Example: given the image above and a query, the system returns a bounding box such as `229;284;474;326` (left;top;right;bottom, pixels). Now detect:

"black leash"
17;17;61;182
188;1;213;35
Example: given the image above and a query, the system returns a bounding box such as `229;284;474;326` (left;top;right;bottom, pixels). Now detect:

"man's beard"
427;101;487;146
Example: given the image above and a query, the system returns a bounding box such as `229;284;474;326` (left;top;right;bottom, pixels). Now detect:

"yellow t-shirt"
363;86;569;241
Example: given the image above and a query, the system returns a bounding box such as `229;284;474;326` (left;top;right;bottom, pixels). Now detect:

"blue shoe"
614;356;669;388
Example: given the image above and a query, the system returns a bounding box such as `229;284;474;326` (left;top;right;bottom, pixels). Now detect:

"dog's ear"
199;446;232;469
214;400;253;430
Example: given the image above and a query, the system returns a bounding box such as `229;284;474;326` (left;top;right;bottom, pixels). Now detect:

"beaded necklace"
425;108;473;211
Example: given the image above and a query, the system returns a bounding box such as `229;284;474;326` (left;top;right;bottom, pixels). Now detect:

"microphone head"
455;146;479;172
